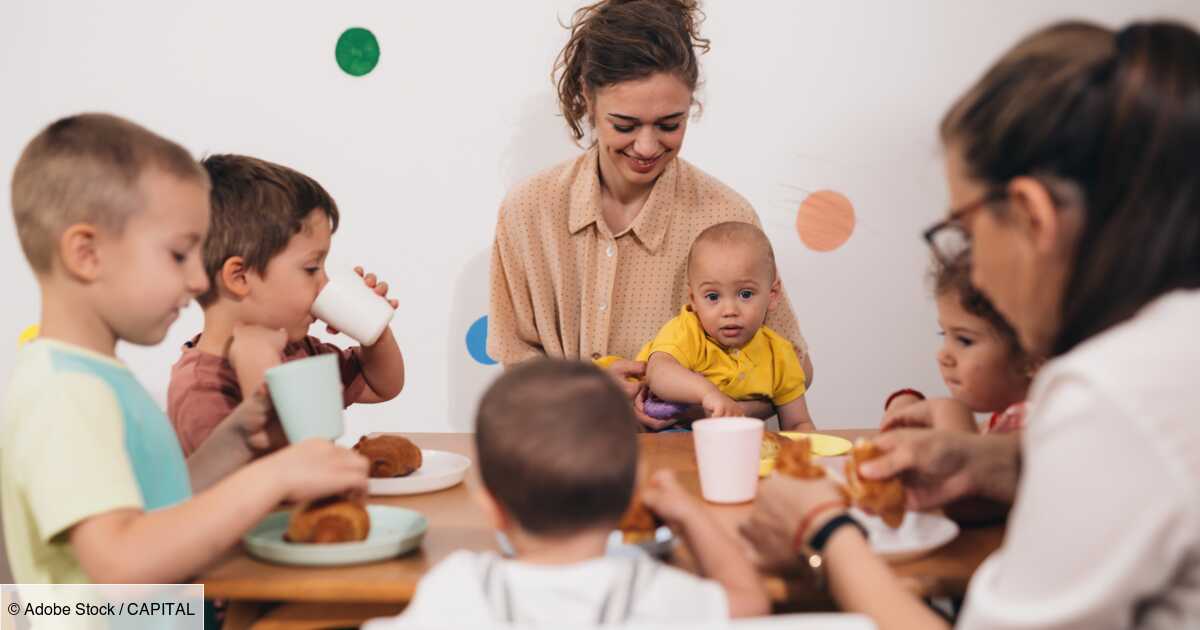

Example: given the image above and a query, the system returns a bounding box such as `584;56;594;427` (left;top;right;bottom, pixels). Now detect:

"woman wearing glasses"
742;20;1200;630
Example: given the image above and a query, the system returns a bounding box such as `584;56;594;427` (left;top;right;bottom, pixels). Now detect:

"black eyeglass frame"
922;191;1007;264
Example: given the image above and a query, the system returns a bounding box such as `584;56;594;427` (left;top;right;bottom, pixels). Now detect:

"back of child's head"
688;221;777;281
11;113;207;274
196;154;339;306
932;255;1028;367
474;359;639;536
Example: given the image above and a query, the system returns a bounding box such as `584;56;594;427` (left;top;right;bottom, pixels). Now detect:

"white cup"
264;354;345;442
311;275;395;346
692;417;764;504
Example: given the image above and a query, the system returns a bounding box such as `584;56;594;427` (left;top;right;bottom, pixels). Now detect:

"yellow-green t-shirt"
1;339;192;583
635;305;807;406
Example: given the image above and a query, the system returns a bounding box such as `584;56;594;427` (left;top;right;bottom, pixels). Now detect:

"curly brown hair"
931;256;1029;371
553;0;710;143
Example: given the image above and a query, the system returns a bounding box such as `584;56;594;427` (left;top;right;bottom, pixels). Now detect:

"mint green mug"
265;354;344;442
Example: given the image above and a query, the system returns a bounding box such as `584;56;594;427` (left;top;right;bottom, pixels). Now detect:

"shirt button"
599;303;608;312
606;244;615;257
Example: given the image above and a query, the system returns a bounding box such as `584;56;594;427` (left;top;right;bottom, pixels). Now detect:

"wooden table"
199;431;1003;627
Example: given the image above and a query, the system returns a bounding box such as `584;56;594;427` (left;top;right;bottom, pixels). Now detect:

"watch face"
805;552;827;591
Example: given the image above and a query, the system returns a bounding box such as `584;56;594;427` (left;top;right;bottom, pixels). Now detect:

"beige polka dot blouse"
488;146;807;366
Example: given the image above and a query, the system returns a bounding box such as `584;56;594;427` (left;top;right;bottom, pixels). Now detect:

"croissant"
285;497;370;544
353;435;422;478
774;435;826;480
844;439;906;528
760;431;789;460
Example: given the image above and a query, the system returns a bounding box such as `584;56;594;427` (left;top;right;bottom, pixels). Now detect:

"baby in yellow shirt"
636;222;815;431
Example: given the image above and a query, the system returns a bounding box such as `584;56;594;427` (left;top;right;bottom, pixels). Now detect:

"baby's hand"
641;470;701;530
701;390;742;418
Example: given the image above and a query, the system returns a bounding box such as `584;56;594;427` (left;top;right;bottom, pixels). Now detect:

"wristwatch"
803;513;868;591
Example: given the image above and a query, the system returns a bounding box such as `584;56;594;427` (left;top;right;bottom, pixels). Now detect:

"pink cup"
692;417;764;504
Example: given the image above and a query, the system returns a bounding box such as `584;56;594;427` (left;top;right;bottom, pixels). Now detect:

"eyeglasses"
922;191;1006;265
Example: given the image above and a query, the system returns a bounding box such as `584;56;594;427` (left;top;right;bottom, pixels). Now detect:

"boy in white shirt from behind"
366;359;768;628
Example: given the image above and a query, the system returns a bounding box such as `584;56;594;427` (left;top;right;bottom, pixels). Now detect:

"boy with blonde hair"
1;113;368;583
168;154;404;456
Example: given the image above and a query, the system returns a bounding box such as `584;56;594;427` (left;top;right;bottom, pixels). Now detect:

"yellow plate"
759;432;854;477
780;432;853;457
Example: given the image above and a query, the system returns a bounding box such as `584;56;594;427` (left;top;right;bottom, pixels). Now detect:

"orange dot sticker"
796;190;856;252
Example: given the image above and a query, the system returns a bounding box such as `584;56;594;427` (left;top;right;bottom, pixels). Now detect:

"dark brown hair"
475;359;639;536
196;154;339;307
11;113;208;273
932;255;1026;367
554;0;710;142
941;21;1200;356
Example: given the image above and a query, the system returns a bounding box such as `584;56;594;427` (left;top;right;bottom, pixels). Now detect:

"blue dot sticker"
466;316;497;365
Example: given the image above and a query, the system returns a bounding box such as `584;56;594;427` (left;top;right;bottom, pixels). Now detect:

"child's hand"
354;266;398;309
227;386;288;453
325;266;399;336
881;398;977;433
228;324;287;373
702;390;742;418
641;470;701;531
264;439;369;504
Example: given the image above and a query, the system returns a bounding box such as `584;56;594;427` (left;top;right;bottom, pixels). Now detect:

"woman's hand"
604;358;645;398
634;388;677;431
604;359;677;430
860;429;1021;509
739;474;847;572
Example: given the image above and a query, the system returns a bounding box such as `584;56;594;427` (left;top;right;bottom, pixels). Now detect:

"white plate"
850;507;959;562
367;449;471;495
243;505;427;567
496;526;677;559
605;525;676;558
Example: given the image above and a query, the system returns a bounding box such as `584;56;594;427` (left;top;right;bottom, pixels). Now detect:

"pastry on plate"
760;431;790;460
284;496;370;544
774;435;826;480
354;435;422;478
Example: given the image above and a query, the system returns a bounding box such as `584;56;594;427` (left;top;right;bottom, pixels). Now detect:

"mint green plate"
243;505;427;567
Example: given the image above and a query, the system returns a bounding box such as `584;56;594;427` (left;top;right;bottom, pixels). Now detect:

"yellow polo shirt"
635;305;807;406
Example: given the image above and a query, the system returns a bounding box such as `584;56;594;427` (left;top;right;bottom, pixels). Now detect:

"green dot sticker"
336;27;380;77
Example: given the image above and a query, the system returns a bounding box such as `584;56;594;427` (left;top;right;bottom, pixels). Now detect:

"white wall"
2;1;1197;436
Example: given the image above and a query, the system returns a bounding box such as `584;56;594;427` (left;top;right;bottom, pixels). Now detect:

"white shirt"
960;290;1200;629
362;551;728;629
